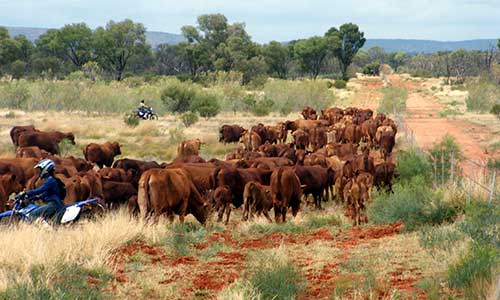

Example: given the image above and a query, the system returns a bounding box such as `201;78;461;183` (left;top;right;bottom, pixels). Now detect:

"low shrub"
180;111;199;127
466;77;499;112
367;176;459;231
333;79;347;89
395;148;432;184
123;113;140;127
0;264;111;300
362;63;380;76
4;111;16;119
448;245;497;299
161;80;198;113
251;97;274;117
490;103;500;120
190;93;220;118
248;251;305;300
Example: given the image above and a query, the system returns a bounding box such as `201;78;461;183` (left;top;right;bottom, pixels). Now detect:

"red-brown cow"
270;167;302;223
83;142;121;168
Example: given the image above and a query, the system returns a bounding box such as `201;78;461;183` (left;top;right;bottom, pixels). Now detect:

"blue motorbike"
0;194;104;225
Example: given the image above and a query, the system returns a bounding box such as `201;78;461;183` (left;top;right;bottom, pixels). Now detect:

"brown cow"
16;146;50;159
10;125;38;147
83;142;121;168
178;139;203;157
112;158;161;186
301;106;318;120
310;127;327;151
0;158;38;185
99;167;133;183
250;157;294;170
18;131;75;155
270;167;302;223
361;119;378;146
241;131;262;151
242;181;272;222
211;185;233;224
276;122;288;143
264;125;279;144
103;181;137;209
293;165;334;209
378;131;396;157
292;129;309;150
0;174;23;212
320;107;343;125
343;177;364;226
251;124;268;143
219;125;246;143
343;124;363;144
138;168;210;224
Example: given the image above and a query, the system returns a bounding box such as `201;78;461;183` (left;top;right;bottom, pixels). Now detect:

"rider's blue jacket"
26;176;64;208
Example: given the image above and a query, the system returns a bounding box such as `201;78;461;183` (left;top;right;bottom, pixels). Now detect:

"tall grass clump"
163;222;208;256
466;77;500;113
447;201;499;299
377;86;408;114
367;176;459;231
263;79;336;115
0;264;111;300
246;250;305;300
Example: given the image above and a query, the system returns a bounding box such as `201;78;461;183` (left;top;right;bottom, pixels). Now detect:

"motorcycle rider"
23;159;66;222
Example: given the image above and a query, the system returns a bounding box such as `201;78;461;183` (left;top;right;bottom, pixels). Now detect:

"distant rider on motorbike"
22;159;65;222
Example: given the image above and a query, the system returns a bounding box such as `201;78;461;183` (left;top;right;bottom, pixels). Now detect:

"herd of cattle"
0;105;397;226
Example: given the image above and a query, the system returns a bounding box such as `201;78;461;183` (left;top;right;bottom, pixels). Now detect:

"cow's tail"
137;172;151;220
211;167;222;189
276;167;284;202
82;145;89;161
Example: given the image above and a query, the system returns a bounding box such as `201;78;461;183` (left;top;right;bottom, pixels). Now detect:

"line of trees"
1;15;499;84
0;15;366;83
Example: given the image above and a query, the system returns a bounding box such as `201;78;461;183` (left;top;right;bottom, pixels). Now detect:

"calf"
242;181;272;222
83;142;121;168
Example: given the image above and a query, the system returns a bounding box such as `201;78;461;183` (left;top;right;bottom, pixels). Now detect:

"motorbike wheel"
149;113;158;120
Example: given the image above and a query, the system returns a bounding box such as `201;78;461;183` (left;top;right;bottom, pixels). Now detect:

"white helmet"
35;159;55;178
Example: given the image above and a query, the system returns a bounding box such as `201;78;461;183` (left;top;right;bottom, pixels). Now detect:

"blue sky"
0;0;499;42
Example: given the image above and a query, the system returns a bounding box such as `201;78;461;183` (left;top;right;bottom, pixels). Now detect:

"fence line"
397;117;498;202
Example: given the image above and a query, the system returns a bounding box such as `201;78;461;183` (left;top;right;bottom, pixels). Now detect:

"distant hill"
4;26;186;48
362;39;499;53
4;26;498;53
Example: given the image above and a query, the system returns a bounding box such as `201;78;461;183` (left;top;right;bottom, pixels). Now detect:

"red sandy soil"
106;222;427;299
388;75;494;175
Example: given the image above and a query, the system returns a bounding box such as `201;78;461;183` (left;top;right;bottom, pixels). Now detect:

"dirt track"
389;75;493;175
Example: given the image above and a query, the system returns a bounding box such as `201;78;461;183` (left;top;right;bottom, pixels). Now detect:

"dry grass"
0;209;167;290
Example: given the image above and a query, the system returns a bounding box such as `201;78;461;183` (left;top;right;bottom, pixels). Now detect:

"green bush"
396;148;432;184
333;79;347;89
0;80;30;109
448;245;497;299
161;80;198;113
377;86;408;114
251;97;275;117
124;113;140;127
466;77;499;112
446;201;500;299
190;93;221;118
362;63;380;76
0;264;111;300
180;111;199;127
326;81;334;89
248;252;305;300
367;176;459;231
490;103;500;119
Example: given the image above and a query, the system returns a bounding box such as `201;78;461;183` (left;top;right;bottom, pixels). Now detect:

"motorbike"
135;107;158;120
0;193;104;225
